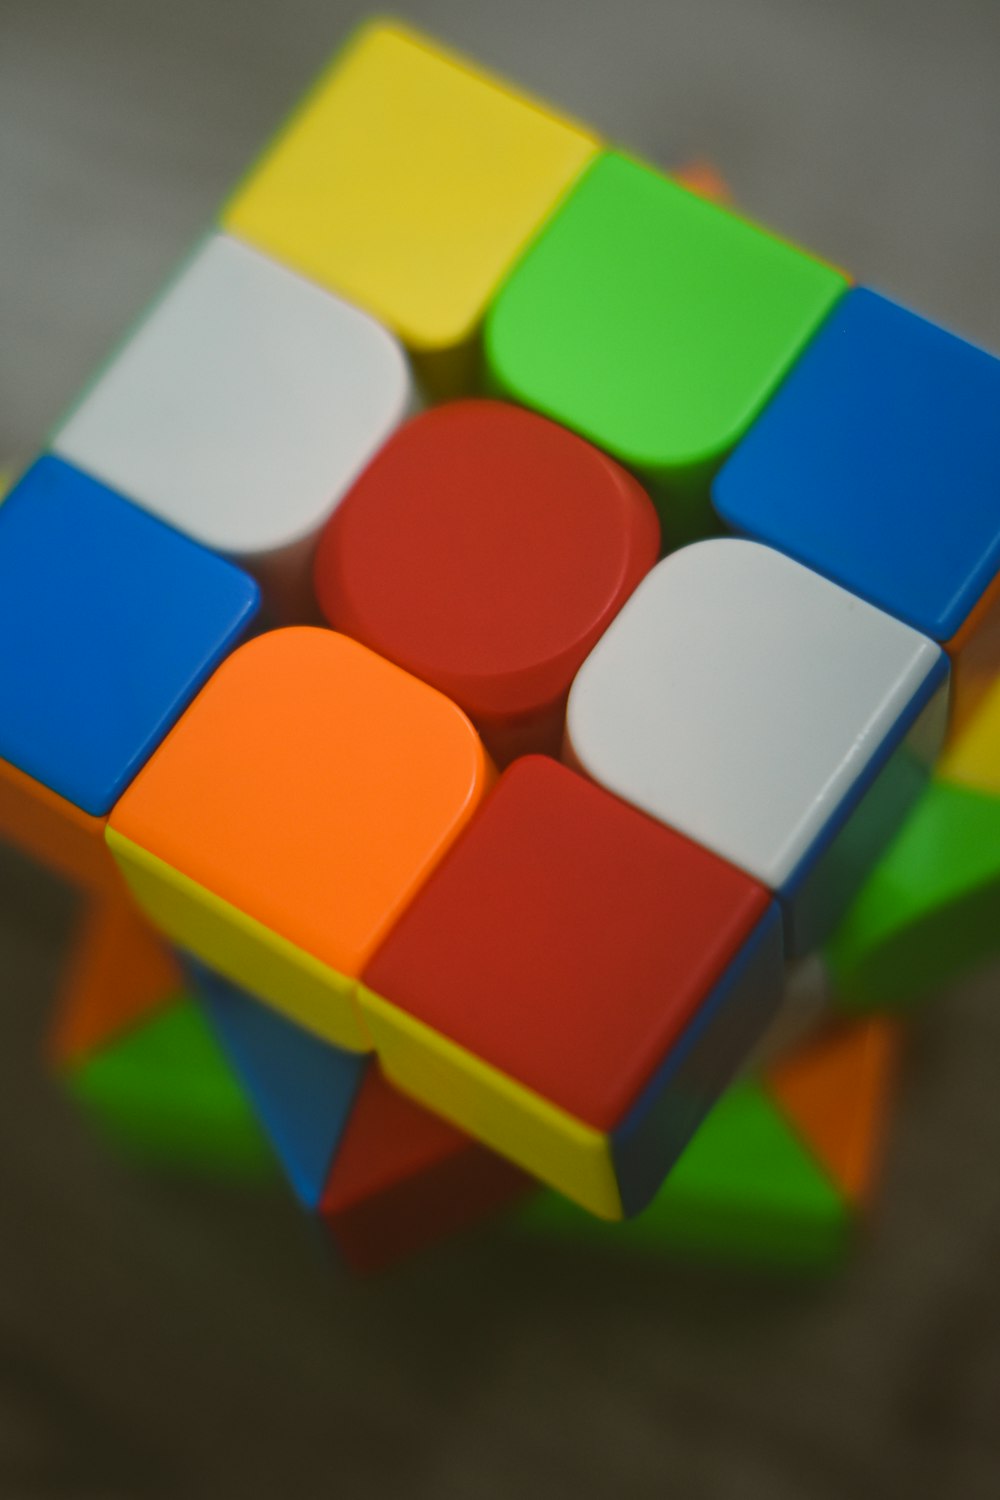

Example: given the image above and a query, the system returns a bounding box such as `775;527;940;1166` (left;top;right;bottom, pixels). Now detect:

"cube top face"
485;152;848;477
53;234;412;558
108;627;492;978
222;22;599;353
566;539;946;895
713;288;1000;642
314;400;660;721
361;756;772;1130
0;457;259;816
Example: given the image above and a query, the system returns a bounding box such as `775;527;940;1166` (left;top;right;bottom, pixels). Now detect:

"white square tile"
53;234;414;618
565;539;949;953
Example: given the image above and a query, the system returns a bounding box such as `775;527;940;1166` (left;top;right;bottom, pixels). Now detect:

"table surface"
1;2;999;1496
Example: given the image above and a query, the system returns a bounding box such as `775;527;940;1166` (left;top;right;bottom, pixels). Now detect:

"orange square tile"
107;627;493;1049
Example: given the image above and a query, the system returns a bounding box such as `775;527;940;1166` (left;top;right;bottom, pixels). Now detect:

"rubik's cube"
5;21;1000;1269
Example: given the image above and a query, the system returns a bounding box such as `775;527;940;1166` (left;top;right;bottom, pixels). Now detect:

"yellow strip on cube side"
107;829;372;1053
358;981;624;1220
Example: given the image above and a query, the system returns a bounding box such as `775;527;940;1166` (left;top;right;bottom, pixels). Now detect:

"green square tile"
486;152;847;539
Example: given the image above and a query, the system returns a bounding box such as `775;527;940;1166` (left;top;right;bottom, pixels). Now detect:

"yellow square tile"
222;21;600;393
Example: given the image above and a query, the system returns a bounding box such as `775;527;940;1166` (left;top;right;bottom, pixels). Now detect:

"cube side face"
825;778;1000;1008
566;539;947;950
941;677;1000;797
0;457;259;816
107;628;493;986
52;235;413;599
485;153;847;526
713;288;1000;646
221;22;599;363
781;676;949;955
320;1069;531;1274
739;954;834;1077
49;889;182;1066
611;901;784;1216
946;571;1000;733
0;756;113;894
314;399;660;760
190;962;369;1207
325;1144;532;1274
322;1065;471;1208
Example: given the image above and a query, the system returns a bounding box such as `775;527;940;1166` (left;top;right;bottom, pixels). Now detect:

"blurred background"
1;1;999;1495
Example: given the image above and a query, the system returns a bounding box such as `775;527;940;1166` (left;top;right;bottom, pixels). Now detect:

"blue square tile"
0;456;260;815
713;287;1000;641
